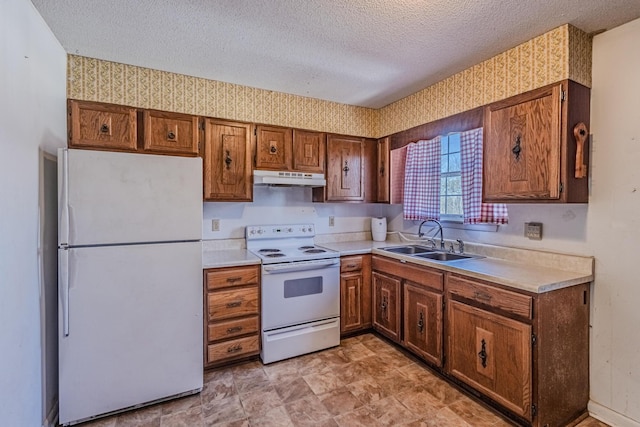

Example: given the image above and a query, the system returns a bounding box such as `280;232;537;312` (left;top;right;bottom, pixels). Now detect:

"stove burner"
298;246;315;250
304;249;326;254
265;253;286;258
259;249;281;253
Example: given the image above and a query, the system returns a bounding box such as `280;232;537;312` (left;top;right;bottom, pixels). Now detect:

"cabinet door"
141;110;199;156
68;100;137;151
447;300;532;421
372;271;401;342
377;137;390;203
326;135;364;201
403;282;443;367
203;119;253;201
293;129;325;173
341;271;363;334
255;125;292;170
483;84;562;201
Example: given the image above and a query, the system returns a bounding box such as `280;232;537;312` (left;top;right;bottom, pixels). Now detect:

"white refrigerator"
58;149;203;425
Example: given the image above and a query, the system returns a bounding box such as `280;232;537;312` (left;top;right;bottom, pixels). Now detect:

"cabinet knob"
100;124;110;134
478;338;488;368
270;145;277;154
417;311;424;333
380;296;388;311
225;150;232;169
512;136;522;160
167;131;176;140
343;161;350;176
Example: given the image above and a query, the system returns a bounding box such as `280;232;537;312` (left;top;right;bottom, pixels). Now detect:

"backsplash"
67;25;591;139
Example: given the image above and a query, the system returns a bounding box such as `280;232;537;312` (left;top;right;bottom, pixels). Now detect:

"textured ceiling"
31;0;640;108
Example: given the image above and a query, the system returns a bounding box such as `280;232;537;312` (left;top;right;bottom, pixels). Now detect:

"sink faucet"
418;219;444;250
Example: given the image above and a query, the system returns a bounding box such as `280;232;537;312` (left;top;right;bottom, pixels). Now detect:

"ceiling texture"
31;0;640;109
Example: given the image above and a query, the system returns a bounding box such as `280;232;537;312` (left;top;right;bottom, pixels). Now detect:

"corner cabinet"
323;134;365;201
483;80;590;203
445;273;590;426
203;118;254;201
340;255;371;335
376;137;390;203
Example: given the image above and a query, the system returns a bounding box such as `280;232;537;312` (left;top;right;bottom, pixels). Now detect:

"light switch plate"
329;216;335;227
525;222;542;240
212;219;220;232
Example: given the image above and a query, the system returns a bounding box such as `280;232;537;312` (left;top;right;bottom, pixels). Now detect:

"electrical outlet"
329;216;335;227
212;219;220;232
525;222;542;240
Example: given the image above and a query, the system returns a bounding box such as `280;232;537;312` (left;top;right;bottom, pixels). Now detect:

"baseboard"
589;400;640;427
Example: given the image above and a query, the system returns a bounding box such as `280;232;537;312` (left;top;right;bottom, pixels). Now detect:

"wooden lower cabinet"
445;273;590;426
403;282;443;367
203;265;260;368
340;255;371;335
372;271;401;342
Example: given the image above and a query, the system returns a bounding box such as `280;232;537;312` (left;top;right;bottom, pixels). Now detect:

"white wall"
0;0;67;425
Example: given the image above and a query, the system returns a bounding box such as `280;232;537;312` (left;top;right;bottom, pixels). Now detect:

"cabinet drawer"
205;266;259;290
207;335;259;364
341;255;363;273
208;316;259;342
447;275;532;319
208;287;259;321
373;255;443;291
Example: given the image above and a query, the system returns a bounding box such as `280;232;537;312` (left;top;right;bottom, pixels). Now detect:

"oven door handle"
263;259;339;274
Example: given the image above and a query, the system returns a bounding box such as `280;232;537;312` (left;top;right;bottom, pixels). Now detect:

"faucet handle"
456;239;464;254
448;243;455;253
427;239;437;249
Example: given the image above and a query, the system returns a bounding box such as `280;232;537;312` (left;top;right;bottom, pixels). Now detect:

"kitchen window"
440;133;463;221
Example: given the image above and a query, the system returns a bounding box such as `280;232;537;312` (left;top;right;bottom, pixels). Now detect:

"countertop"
202;249;260;269
319;240;594;294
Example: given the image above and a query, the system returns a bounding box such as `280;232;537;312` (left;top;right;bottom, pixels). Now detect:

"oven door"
261;258;340;331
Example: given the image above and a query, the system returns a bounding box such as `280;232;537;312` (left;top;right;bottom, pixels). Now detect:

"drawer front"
208;287;259;321
208;316;259;342
205;266;259;290
341;255;363;273
372;255;443;291
447;275;532;319
207;335;259;364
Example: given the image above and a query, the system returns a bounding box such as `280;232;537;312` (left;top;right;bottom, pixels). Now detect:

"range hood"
253;169;326;187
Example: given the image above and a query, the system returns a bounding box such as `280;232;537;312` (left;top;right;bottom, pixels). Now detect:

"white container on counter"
371;217;387;242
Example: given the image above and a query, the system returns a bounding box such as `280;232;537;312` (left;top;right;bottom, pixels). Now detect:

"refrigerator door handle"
58;148;69;246
59;247;70;336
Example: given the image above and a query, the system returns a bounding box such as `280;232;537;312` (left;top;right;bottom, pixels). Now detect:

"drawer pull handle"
226;277;242;283
227;344;243;353
417;311;424;333
346;264;357;269
380;296;388;312
226;326;243;334
478;338;488;368
474;291;492;302
226;301;242;308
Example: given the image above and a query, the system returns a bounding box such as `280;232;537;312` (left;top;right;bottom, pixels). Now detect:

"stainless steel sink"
382;245;435;255
413;252;480;262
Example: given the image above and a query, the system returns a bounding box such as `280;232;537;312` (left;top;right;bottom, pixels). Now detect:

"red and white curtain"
460;128;508;224
402;136;441;221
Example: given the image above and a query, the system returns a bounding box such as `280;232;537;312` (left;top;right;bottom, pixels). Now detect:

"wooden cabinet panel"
141;110;199;156
372;256;443;292
483;80;590;203
68;100;137;151
377;137;390;203
340;255;371;335
208;316;259;342
293;129;325;173
447;300;532;421
256;125;292;170
372;271;401;342
404;282;443;367
203;118;253;201
325;135;364;201
207;287;259;321
207;335;260;364
205;266;259;290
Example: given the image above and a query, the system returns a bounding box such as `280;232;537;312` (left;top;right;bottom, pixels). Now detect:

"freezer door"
58;242;203;425
59;148;202;246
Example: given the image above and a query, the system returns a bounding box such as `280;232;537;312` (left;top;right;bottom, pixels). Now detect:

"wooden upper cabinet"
483;80;590;203
203;118;253;201
377;137;390;203
68;100;137;151
293;129;325;173
255;125;292;170
140;110;199;156
325;134;365;201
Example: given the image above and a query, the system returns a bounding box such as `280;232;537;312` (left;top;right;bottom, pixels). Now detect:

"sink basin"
382;245;435;255
413;252;479;262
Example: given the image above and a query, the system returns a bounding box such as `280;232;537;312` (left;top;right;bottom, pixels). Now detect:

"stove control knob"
302;227;307;232
249;229;255;235
287;227;293;233
257;229;264;234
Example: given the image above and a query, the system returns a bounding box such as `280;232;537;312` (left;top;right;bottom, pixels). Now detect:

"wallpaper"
67;24;591;139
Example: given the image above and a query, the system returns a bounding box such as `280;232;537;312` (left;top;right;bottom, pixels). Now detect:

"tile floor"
74;333;609;427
